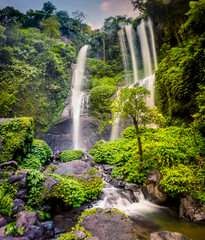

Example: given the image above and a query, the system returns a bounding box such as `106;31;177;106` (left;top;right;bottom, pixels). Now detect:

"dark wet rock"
54;227;66;235
43;177;59;194
12;199;25;215
145;169;167;204
39;205;51;213
103;174;113;183
124;183;142;202
0;217;10;228
110;179;125;188
150;231;190;240
16;189;27;199
73;230;87;239
16;211;41;229
79;208;139;240
0;161;18;170
0;225;6;237
21;225;46;240
103;165;116;173
7;175;27;188
54;160;92;177
179;195;205;222
41;221;55;239
16;170;30;175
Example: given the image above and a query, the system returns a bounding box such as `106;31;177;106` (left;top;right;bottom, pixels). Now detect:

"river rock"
150;231;190;240
79;208;139;240
16;211;41;229
73;230;87;239
0;161;18;170
54;160;92;178
21;225;46;240
41;221;55;239
145;169;167;204
7;175;27;188
179;195;205;222
86;238;99;240
43;177;59;194
12;199;25;215
0;237;29;240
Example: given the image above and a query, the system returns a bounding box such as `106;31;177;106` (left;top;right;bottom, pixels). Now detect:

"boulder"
0;226;6;237
145;169;167;204
73;230;87;239
16;189;27;199
12;199;25;215
150;231;190;240
124;183;142;202
0;161;18;170
21;225;46;240
79;208;139;240
179;195;205;222
7;175;27;188
43;177;59;194
41;221;55;239
54;160;92;178
16;211;41;229
0;237;29;240
86;238;99;240
0;217;9;228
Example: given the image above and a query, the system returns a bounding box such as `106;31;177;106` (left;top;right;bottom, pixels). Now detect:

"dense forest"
0;0;205;239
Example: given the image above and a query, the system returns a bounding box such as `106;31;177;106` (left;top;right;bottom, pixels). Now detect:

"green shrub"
48;173;103;207
160;164;195;197
29;139;52;164
122;126;137;139
89;85;116;114
20;154;42;169
0;118;34;163
60;150;84;162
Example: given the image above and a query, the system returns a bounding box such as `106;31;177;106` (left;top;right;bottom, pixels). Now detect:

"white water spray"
125;24;138;84
72;45;89;150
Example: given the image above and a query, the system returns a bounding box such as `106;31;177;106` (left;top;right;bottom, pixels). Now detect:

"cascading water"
137;19;153;78
125;24;138;84
147;18;158;70
118;28;130;85
71;45;89;150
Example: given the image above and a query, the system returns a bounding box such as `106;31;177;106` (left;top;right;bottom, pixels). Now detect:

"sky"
0;0;139;29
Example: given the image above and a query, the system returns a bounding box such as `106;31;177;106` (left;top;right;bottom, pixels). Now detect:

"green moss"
60;150;84;162
0;118;34;163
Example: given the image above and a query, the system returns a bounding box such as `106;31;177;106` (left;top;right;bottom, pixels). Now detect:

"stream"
53;164;205;240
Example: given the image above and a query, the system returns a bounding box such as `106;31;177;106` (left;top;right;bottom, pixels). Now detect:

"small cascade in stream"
71;45;89;150
93;186;164;218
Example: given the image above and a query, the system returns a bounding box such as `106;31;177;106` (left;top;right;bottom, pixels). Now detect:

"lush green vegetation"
60;150;84;162
90;126;205;202
0;118;34;163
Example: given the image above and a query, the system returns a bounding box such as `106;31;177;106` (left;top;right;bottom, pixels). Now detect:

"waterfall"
118;28;130;85
125;24;138;84
137;19;152;78
71;45;89;150
147;18;158;70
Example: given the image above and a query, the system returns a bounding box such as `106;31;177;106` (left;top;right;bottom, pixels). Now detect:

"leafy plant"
60;150;84;162
5;222;25;237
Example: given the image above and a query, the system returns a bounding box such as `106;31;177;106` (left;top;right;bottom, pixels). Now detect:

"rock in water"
150;231;190;240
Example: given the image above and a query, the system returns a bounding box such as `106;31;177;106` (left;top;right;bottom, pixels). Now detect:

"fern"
0;186;14;216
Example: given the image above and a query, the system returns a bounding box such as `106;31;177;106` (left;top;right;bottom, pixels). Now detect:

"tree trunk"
133;118;143;163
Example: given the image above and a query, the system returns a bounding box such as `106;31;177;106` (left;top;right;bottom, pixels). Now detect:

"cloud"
88;22;102;30
100;0;139;19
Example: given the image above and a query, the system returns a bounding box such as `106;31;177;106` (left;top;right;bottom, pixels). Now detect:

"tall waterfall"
125;24;138;84
137;19;152;78
72;45;89;150
147;18;158;70
110;19;158;141
118;28;130;84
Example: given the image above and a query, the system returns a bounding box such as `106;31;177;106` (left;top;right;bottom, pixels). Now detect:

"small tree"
40;16;61;38
111;86;165;162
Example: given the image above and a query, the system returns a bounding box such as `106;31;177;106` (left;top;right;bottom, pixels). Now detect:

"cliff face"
38;90;113;153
